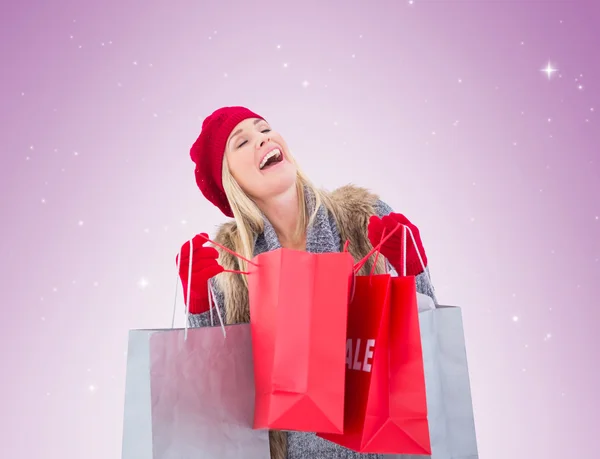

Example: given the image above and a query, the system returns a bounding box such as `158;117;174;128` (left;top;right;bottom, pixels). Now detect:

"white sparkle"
133;61;138;66
521;41;525;45
548;118;552;122
181;219;187;225
302;80;310;88
21;92;25;96
276;44;281;49
144;228;150;233
52;287;57;292
578;84;583;90
470;217;475;222
93;281;99;287
544;333;552;341
47;392;51;396
138;277;149;289
333;121;338;126
153;113;158;118
78;220;84;226
541;61;558;79
41;198;46;204
224;73;228;78
591;107;595;112
512;315;519;322
41;317;45;321
351;54;355;58
26;156;30;161
359;34;363;38
74;151;79;156
513;142;518;146
208;36;212;40
89;385;97;393
283;63;288;68
431;131;436;135
453;120;460;127
458;78;462;83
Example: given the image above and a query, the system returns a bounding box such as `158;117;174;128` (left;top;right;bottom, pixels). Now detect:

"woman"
177;106;436;459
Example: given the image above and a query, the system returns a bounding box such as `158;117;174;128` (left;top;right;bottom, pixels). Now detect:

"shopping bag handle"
172;237;227;340
354;221;428;278
353;222;402;273
197;234;259;269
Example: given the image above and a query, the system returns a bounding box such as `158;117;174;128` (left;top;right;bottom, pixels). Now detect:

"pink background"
1;0;598;457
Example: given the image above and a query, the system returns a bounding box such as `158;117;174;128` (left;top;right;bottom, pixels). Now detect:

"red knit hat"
190;106;265;217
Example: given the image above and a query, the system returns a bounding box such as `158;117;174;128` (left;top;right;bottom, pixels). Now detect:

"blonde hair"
221;151;326;282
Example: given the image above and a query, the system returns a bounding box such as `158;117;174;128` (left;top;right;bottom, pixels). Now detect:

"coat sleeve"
187;277;228;328
373;199;438;304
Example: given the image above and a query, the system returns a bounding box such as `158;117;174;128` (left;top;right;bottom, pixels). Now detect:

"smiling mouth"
259;148;283;170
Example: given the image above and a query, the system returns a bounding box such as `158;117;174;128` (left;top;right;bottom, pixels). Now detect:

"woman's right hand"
176;233;224;314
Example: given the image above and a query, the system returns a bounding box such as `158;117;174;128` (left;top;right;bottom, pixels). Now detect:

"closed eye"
236;129;271;149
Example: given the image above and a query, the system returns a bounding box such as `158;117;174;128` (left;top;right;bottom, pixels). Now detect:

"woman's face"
224;117;297;202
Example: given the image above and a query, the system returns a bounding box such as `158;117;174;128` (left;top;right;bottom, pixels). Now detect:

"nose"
256;133;271;149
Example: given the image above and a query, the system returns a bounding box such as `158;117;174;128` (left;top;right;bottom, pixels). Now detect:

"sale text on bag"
346;338;375;372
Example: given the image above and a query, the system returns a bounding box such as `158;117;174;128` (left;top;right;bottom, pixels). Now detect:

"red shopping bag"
318;231;431;453
247;248;354;433
201;225;401;434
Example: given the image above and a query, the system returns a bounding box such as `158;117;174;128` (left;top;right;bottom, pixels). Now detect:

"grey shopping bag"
386;295;479;459
121;324;271;459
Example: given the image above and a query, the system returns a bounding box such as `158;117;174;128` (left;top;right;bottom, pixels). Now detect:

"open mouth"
259;148;284;170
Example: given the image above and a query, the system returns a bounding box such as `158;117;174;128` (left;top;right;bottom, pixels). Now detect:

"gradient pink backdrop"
1;0;598;458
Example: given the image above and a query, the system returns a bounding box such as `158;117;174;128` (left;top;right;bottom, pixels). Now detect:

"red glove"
367;213;428;276
176;233;224;314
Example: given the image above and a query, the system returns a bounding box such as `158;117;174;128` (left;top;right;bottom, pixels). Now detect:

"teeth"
259;148;281;169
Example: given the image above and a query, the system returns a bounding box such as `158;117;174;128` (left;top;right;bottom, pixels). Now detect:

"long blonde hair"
221;151;326;281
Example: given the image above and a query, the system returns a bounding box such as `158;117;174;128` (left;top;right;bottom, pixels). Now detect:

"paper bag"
247;248;354;433
121;325;270;459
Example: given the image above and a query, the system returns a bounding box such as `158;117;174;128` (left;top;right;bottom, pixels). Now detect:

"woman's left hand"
367;212;428;276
